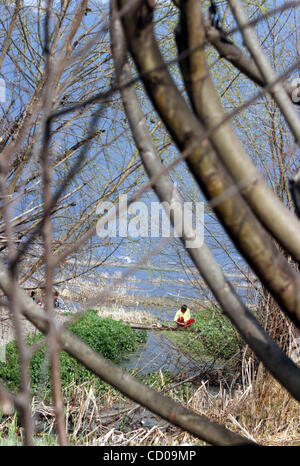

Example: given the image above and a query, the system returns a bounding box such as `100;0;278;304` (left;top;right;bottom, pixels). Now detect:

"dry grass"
183;361;300;446
62;381;206;446
1;374;299;445
25;381;203;446
97;306;156;325
61;353;299;446
1;358;297;446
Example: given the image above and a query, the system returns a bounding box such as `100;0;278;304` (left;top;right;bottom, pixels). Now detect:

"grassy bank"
164;307;243;362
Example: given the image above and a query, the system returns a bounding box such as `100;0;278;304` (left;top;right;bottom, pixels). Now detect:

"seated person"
174;304;195;329
53;290;59;308
30;290;42;306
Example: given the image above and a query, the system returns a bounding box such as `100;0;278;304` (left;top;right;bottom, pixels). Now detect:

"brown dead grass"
97;306;156;325
22;362;299;446
1;366;299;446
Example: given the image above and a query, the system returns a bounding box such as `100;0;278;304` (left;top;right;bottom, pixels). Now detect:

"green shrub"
0;310;146;396
194;310;243;360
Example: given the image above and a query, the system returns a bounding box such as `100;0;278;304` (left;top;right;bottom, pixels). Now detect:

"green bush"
194;310;243;360
0;310;146;396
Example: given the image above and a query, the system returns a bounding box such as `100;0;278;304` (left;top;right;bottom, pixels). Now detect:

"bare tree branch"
289;169;300;218
206;23;300;104
118;0;300;329
174;0;300;264
230;0;300;146
110;0;300;405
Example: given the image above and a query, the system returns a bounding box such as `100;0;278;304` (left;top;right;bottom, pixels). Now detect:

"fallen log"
128;323;197;331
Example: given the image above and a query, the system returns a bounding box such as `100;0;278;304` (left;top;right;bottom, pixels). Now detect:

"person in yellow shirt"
174;304;195;329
